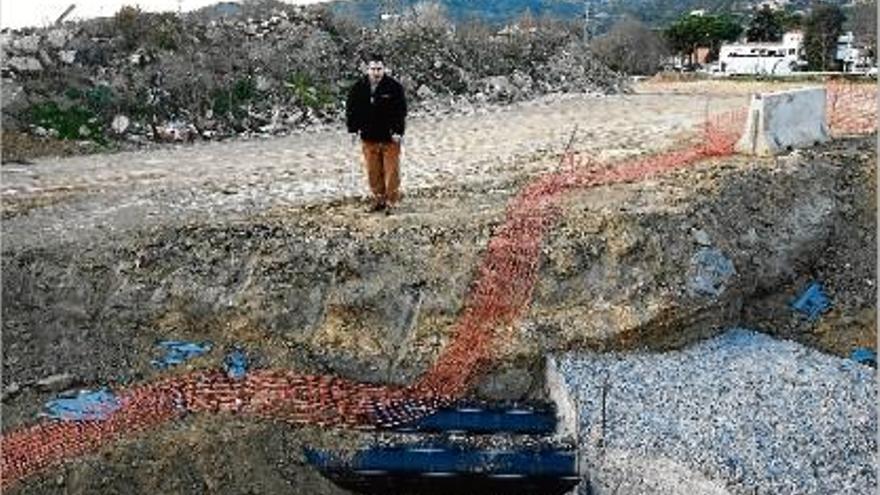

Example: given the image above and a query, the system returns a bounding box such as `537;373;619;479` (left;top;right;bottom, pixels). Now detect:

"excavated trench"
1;130;875;493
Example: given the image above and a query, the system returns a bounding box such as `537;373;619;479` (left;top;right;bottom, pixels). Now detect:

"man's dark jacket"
346;75;407;142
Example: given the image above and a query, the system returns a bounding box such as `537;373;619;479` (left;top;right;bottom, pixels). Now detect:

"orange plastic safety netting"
1;82;875;488
826;80;878;137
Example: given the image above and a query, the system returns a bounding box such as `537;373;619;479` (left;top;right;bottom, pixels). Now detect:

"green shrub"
114;5;184;51
28;102;105;143
114;5;144;50
285;72;335;111
149;13;184;50
211;77;258;117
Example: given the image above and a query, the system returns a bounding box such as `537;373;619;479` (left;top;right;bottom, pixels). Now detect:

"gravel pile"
557;329;877;495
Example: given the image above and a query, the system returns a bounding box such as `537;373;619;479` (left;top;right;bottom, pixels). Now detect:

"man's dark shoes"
367;202;386;213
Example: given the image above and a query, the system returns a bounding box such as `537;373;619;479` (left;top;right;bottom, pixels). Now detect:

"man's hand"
391;134;403;145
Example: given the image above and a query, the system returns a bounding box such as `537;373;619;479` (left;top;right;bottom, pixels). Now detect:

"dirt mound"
1;2;624;160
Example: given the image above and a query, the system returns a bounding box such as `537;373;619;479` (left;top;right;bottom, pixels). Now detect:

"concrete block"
735;87;830;156
546;355;578;439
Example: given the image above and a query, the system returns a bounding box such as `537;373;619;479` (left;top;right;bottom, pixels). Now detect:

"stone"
35;373;76;392
692;228;711;246
7;56;42;73
38;49;53;68
2;382;22;402
687;247;736;297
255;75;273;92
111;115;130;135
416;85;435;100
13;35;41;54
510;71;534;94
58;49;77;64
46;28;71;49
476;367;534;401
1;79;25;109
482;75;515;99
155;120;197;142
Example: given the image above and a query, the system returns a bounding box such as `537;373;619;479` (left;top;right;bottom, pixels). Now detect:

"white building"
755;0;789;11
836;31;873;73
718;31;805;75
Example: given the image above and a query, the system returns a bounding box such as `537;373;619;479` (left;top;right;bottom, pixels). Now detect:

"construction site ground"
1;79;876;494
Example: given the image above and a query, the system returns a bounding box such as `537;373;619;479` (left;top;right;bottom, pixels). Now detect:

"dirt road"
1;86;756;249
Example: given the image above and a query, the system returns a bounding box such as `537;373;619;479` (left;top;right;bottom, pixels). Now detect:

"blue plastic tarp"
851;348;877;367
224;348;248;380
151;340;213;368
791;281;831;321
43;388;121;421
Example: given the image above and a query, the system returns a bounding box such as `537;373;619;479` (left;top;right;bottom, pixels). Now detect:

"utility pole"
54;4;76;25
583;0;592;45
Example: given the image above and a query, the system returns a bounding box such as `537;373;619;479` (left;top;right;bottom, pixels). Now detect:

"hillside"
328;0;741;31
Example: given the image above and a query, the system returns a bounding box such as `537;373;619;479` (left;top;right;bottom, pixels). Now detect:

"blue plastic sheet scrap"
152;340;213;369
791;281;831;321
851;348;877;367
43;388;121;421
224;348;249;380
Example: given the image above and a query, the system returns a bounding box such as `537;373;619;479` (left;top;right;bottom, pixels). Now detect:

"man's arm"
391;81;407;137
345;82;360;134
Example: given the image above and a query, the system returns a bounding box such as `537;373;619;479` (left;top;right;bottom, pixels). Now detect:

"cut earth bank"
1;133;875;493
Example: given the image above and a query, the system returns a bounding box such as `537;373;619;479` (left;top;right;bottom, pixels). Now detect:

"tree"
665;13;742;65
591;17;668;75
848;0;877;60
746;6;783;42
803;3;845;70
778;10;803;31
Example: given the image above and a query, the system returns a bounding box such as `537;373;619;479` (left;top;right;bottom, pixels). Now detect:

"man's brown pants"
361;140;400;206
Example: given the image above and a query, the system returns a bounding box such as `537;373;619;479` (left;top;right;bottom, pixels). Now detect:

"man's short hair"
367;53;384;64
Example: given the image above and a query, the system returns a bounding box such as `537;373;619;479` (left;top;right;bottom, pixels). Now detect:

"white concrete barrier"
545;355;578;439
735;87;830;156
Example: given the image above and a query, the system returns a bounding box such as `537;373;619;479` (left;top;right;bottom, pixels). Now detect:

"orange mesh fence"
1;83;874;488
826;80;878;136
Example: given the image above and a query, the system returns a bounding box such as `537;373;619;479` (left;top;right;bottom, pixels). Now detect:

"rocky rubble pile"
0;0;625;150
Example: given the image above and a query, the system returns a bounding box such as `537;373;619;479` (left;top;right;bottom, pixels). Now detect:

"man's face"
367;61;385;83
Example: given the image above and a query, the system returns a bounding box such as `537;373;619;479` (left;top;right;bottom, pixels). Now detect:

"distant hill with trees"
328;0;747;33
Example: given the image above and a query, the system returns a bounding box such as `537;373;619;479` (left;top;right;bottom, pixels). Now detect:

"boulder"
7;56;42;73
46;28;71;49
12;35;41;54
111;115;131;135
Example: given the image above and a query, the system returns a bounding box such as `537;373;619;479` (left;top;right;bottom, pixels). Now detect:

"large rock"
46;28;71;49
12;35;41;54
7;56;42;73
479;75;516;100
111;115;130;134
557;329;876;494
1;78;26;111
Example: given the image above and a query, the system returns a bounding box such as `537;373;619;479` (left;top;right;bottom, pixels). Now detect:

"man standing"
346;54;407;213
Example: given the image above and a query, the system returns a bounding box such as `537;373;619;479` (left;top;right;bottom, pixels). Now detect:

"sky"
0;0;330;29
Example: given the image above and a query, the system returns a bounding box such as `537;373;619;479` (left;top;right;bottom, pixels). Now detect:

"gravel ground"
1;91;746;251
557;329;877;495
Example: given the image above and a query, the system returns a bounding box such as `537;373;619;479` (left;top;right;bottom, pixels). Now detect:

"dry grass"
1;130;100;163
